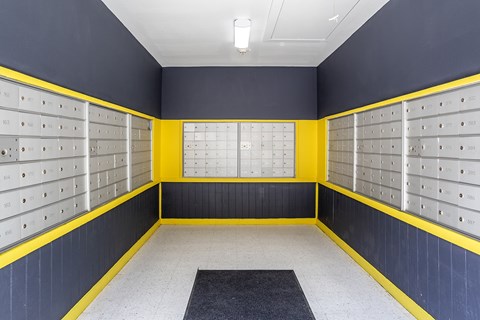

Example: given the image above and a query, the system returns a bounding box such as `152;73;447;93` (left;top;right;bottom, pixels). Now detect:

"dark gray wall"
162;183;316;218
318;184;480;320
317;0;480;118
0;0;162;117
162;67;317;119
0;185;159;320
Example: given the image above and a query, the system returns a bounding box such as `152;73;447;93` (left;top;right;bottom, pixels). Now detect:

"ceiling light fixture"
234;18;251;54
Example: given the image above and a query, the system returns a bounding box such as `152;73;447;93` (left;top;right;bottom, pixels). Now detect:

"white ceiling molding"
101;0;389;67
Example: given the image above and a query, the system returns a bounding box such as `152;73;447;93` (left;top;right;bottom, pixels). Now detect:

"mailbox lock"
460;146;464;150
1;149;8;156
21;173;26;178
22;198;26;203
461;122;465;127
439;123;444;128
438;210;443;215
42;170;47;174
459;193;464;198
43;193;47;198
22;224;27;229
439;167;443;171
459;216;464;222
439;188;443;193
44;216;48;221
460;169;465;174
439;102;443;107
461;98;465;103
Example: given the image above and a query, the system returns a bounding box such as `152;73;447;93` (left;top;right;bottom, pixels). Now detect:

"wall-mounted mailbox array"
0;78;154;251
130;115;152;189
355;104;402;208
0;78;88;250
183;122;295;178
404;84;480;237
328;115;354;190
88;105;129;208
183;122;238;177
327;83;480;238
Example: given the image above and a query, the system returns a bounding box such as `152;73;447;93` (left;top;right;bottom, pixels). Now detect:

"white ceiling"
101;0;389;67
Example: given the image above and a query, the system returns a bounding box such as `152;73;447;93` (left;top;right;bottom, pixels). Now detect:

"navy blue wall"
0;0;162;117
162;183;316;219
0;185;159;320
317;0;480;118
318;184;480;320
162;67;317;119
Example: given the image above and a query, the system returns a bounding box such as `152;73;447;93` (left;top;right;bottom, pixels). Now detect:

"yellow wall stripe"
320;181;480;256
319;73;480;256
0;182;160;269
0;66;162;268
325;73;480;121
160;119;318;183
0;66;155;120
160;218;316;225
62;220;161;320
315;220;433;320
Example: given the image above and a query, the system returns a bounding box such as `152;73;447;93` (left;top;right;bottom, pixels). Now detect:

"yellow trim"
62;220;161;320
315;220;433;320
152;118;162;183
317;119;327;182
321;74;480;255
0;182;159;269
0;66;161;268
325;73;480;120
160;218;316;225
320;181;480;256
160;119;317;182
0;66;154;120
315;183;319;220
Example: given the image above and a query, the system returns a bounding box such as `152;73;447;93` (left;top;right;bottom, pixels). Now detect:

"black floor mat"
183;270;316;320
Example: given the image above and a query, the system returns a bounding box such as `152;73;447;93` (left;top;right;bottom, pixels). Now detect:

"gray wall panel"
162;67;317;120
317;0;480;118
162;183;316;219
0;184;159;319
317;183;480;319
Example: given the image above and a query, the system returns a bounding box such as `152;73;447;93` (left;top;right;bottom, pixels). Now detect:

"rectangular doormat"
184;270;315;320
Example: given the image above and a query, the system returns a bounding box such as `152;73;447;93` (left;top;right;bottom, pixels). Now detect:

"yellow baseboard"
160;218;316;225
62;220;161;320
315;220;433;320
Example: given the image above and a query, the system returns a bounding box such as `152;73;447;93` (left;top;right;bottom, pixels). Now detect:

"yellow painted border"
325;73;480;120
0;65;162;268
320;181;480;256
315;220;433;320
160;119;318;183
62;220;161;320
0;182;159;269
160;218;316;225
0;66;155;120
321;74;480;255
